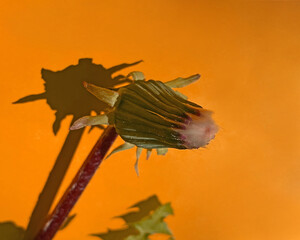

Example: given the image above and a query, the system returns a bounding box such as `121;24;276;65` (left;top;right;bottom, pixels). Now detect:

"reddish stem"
35;126;118;240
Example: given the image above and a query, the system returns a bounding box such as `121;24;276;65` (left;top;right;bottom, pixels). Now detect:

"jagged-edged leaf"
125;234;146;240
91;227;138;240
131;203;173;235
91;196;174;240
119;195;161;224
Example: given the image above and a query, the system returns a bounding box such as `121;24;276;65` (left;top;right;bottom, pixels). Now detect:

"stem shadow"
13;58;142;240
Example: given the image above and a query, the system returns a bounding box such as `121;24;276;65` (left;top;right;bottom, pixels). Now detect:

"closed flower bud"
70;72;218;175
112;80;218;150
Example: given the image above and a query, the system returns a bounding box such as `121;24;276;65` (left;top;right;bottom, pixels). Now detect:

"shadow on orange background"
13;58;142;240
1;1;300;240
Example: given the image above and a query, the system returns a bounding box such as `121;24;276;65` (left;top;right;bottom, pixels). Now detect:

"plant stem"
35;126;118;240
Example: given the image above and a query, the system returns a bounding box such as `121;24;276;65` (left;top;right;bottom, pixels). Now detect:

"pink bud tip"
179;109;218;149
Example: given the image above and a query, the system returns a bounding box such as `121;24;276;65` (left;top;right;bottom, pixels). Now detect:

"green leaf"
91;195;174;240
0;221;25;240
125;234;148;240
91;227;138;240
119;195;161;224
130;203;173;237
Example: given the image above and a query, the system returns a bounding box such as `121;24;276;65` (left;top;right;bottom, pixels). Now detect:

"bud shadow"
13;58;142;239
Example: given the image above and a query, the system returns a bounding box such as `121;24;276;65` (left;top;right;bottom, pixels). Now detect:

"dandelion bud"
112;80;218;149
70;73;218;174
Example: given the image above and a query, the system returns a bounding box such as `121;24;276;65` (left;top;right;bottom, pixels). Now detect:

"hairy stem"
35;126;118;240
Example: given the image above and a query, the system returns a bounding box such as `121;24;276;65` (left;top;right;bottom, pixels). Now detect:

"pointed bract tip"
146;149;152;160
134;163;140;177
70;117;88;130
69;124;82;131
83;81;88;88
83;82;119;107
194;74;201;80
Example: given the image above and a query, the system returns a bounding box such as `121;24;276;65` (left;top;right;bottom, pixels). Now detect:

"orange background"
1;0;300;239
